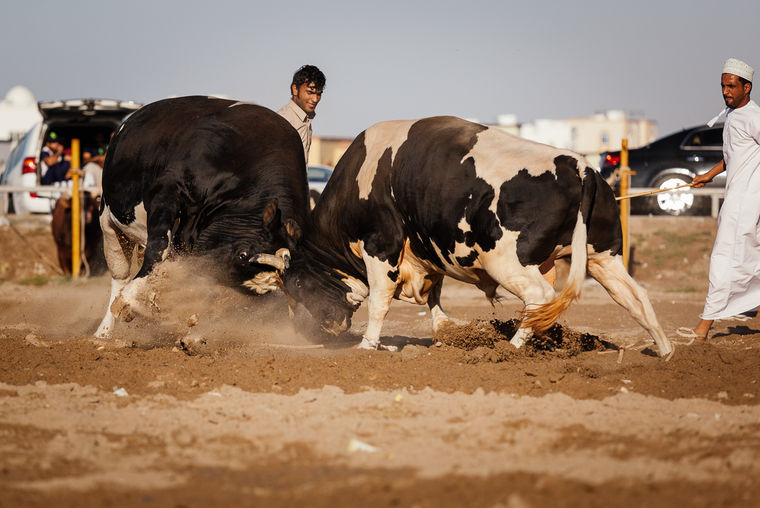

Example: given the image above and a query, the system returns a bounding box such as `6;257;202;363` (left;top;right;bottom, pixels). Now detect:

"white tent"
0;86;42;141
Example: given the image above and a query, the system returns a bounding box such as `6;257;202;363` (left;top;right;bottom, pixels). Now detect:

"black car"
599;123;724;215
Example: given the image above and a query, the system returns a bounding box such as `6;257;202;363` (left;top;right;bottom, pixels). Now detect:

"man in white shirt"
678;58;760;341
277;65;326;163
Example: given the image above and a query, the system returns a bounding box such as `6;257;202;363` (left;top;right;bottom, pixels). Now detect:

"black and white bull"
95;96;307;338
282;116;673;357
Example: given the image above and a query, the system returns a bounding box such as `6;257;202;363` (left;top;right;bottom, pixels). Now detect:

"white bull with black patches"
282;116;673;357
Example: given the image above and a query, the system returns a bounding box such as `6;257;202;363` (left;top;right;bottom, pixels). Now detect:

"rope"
615;183;695;201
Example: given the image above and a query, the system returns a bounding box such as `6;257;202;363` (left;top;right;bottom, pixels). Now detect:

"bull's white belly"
396;238;490;304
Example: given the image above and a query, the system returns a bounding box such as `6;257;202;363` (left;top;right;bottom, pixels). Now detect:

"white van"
0;98;141;214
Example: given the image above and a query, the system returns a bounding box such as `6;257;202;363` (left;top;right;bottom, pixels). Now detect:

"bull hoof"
509;327;531;349
357;338;398;352
110;296;154;323
119;306;135;323
110;297;135;323
357;338;379;350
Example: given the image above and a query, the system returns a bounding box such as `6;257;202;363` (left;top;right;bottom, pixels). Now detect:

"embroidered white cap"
722;58;754;82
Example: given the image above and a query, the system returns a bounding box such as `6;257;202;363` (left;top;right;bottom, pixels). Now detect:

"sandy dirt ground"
1;215;759;507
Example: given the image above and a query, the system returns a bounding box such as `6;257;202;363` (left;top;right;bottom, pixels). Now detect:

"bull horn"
251;253;286;272
275;248;291;269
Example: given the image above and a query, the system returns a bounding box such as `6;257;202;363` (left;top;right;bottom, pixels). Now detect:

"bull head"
280;259;358;336
238;200;301;294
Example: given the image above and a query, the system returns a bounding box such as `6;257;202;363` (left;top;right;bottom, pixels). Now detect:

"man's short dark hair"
291;65;326;91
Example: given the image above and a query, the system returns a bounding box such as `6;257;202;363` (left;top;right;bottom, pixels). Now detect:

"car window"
1;127;37;183
682;127;723;149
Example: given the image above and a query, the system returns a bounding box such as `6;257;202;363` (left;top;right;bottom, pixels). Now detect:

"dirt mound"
434;319;605;357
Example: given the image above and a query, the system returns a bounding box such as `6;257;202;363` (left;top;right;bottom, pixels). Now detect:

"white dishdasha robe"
702;99;760;319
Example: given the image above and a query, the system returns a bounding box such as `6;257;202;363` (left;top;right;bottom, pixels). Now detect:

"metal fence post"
71;138;81;278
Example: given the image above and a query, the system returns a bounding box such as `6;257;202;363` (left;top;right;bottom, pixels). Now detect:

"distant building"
491;110;657;167
308;136;352;167
310;110;657;170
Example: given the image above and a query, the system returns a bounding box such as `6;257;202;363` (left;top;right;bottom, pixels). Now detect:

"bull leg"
587;253;673;357
113;206;175;321
427;276;450;332
481;254;557;348
358;248;400;352
95;212;139;338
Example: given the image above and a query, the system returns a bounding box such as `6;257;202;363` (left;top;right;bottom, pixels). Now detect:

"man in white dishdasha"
678;57;760;341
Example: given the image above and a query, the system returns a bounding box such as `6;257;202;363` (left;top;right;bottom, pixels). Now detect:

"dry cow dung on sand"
434;319;605;356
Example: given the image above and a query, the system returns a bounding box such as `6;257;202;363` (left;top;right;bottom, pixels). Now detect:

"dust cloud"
22;256;324;351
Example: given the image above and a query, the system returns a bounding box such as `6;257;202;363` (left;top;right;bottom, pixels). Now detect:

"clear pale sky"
1;0;758;139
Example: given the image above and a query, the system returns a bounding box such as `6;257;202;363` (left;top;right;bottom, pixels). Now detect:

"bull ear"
284;219;301;242
262;200;281;231
282;219;302;249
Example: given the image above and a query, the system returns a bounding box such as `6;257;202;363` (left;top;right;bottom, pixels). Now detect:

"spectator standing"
277;65;326;163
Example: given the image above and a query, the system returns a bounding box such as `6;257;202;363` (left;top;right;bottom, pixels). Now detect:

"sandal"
676;327;708;341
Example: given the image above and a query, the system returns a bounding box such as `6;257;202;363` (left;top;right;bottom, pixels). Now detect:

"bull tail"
522;210;587;332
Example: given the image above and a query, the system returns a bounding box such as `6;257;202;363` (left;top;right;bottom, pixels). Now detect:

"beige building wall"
490;110;658;167
565;111;658;154
308;136;353;167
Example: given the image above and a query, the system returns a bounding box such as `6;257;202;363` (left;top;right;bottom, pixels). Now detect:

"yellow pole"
71;138;81;278
619;139;633;272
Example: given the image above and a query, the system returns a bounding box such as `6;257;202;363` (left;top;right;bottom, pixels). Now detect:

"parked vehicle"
0;98;141;214
307;164;333;208
599;123;724;215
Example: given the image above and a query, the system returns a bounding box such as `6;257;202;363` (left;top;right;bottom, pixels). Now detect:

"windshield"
1;124;39;184
307;166;332;183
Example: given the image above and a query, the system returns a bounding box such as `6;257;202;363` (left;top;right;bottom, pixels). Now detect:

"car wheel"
309;189;321;210
648;173;699;216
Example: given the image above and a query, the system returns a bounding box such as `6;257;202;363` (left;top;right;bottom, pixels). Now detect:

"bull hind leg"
587;253;673;357
95;211;140;338
480;254;557;348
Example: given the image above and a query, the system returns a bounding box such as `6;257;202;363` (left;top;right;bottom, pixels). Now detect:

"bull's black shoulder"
391;118;502;267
